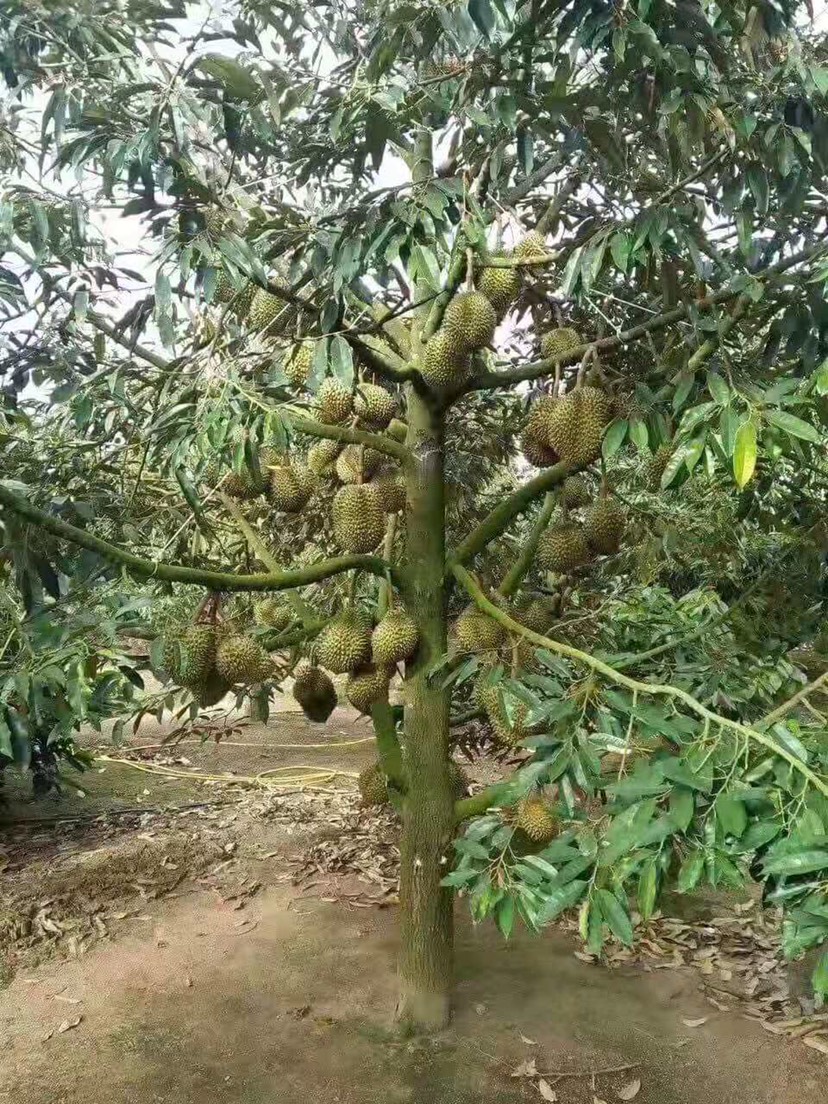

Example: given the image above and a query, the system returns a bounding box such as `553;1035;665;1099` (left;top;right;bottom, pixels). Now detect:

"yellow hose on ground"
96;755;358;790
102;737;375;753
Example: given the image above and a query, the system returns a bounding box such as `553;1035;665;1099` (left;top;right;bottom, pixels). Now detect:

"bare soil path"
1;703;825;1103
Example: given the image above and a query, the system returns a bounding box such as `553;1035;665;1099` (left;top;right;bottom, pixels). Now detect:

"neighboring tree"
2;0;828;1028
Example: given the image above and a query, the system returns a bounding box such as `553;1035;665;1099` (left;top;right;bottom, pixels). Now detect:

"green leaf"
595;888;634;945
495;895;515;938
328;336;354;384
441;867;478;888
197;56;261;101
812;951;828;998
746;165;769;216
629;416;650;451
813;359;828;396
764;409;821;444
537;878;588;923
672;370;695;413
716;794;748;839
0;714;12;760
637;858;659;921
732;418;757;488
678;849;705;892
706;371;730;405
467;0;496;37
602;418;628;458
719;406;739;456
669;787;695;831
762;850;828;877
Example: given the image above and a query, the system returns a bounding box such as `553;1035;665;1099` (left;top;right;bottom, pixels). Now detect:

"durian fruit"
254;597;292;631
520;396;560;468
540;326;583;361
455;605;505;654
647;443;673;491
386;418;409;442
196;669;233;708
536;522;592;573
421;330;471;390
292;663;338;723
516;595;559;634
179;625;217;689
316;611;372;673
215;634;273;684
248;287;288;333
478;256;521;316
514;230;548;271
371;470;406;514
307;438;341;476
448;759;470;799
515;796;558;844
162;635;183;680
202;458;220;487
561;475;591;509
214;270;236;304
224;467;263;500
269;464;314;512
545;386;612;467
476;679;530;747
358;762;389;806
214;273;256;317
372;608;418;666
332;484;385;553
283;341;314;389
583;495;625;555
235;281;258;318
346;664;391;714
442;290;497;352
335;444;383;484
354;383;396;429
317;377;354;424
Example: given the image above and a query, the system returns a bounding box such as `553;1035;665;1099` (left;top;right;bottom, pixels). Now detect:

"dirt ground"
1;700;826;1104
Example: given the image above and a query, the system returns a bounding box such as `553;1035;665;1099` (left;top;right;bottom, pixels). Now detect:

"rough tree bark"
395;386;454;1031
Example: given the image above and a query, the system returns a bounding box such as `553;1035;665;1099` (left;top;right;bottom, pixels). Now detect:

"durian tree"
3;0;828;1029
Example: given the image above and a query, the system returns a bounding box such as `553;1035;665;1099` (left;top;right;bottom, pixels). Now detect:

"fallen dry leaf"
520;1034;537;1045
511;1058;538;1079
537;1079;557;1101
593;1097;609;1104
53;995;81;1005
803;1035;828;1055
57;1016;82;1034
681;1016;709;1028
41;1029;54;1043
617;1078;641;1100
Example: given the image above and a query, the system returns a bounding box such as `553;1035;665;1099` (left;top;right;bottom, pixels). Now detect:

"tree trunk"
247;685;269;723
396;387;454;1031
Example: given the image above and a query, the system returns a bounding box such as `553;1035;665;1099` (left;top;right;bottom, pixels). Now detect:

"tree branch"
0;483;394;591
465;242;828;393
13;247;172;372
345;332;417;383
452;564;828;799
454;782;509;823
760;669;828;727
498;492;556;598
371;699;408;793
290;413;410;464
448;462;571;568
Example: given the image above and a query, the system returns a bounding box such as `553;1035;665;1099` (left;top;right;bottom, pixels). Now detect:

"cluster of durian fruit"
211;270;297;338
292;604;419;725
203;376;407;556
161;608;278;708
418;231;549;390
